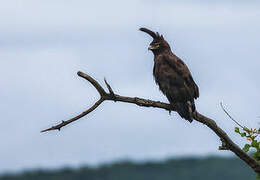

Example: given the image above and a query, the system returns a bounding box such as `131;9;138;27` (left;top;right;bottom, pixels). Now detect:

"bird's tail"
174;100;195;122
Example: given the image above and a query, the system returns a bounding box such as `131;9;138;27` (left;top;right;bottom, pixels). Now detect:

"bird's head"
139;27;171;54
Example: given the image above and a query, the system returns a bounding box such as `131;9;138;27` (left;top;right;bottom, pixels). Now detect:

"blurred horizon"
1;0;260;174
1;153;235;175
0;156;255;179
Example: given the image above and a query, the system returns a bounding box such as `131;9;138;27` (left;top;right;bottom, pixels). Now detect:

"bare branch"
41;98;104;132
77;71;106;96
104;78;114;95
220;102;244;129
41;71;172;132
42;71;260;174
104;78;115;100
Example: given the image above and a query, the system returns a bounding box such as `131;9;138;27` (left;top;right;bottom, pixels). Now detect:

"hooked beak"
148;44;159;50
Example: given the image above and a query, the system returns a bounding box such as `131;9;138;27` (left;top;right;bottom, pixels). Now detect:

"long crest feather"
139;27;162;40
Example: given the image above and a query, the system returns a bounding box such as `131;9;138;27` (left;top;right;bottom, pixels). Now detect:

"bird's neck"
152;48;171;56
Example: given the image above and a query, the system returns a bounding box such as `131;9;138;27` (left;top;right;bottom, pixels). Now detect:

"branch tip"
77;71;106;96
220;102;244;129
104;78;115;99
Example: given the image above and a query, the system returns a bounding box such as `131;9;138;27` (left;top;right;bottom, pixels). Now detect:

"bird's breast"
153;59;183;89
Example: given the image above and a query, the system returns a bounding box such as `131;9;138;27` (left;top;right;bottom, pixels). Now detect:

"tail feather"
174;101;195;122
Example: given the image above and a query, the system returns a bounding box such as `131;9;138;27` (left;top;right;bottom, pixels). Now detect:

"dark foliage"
0;157;255;180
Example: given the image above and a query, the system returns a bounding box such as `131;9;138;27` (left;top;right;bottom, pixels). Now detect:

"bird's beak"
148;44;159;50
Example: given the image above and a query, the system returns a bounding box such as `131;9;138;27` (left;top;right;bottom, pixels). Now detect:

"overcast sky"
1;0;260;173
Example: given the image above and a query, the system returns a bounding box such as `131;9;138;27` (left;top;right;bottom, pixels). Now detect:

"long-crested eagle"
140;27;199;122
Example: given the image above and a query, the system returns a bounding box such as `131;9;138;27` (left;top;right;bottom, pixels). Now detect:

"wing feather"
163;53;199;99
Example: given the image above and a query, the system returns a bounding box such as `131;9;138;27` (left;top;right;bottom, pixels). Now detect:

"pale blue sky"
1;0;260;173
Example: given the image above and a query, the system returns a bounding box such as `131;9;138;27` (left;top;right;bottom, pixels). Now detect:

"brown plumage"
140;27;199;122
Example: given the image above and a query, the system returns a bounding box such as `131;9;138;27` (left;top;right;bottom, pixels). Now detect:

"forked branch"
41;71;171;132
41;71;260;174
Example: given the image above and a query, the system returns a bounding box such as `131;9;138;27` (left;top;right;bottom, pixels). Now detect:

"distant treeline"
0;157;255;180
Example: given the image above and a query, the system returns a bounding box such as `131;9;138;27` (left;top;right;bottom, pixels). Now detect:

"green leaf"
253;151;260;161
252;140;259;148
252;136;257;141
235;127;240;133
243;144;251;152
241;132;246;137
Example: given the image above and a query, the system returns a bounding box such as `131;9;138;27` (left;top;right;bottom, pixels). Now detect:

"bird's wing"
164;53;199;99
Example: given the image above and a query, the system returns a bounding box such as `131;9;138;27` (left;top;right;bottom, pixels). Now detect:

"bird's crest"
139;27;164;40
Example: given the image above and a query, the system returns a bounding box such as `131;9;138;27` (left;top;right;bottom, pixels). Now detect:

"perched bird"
140;27;199;122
